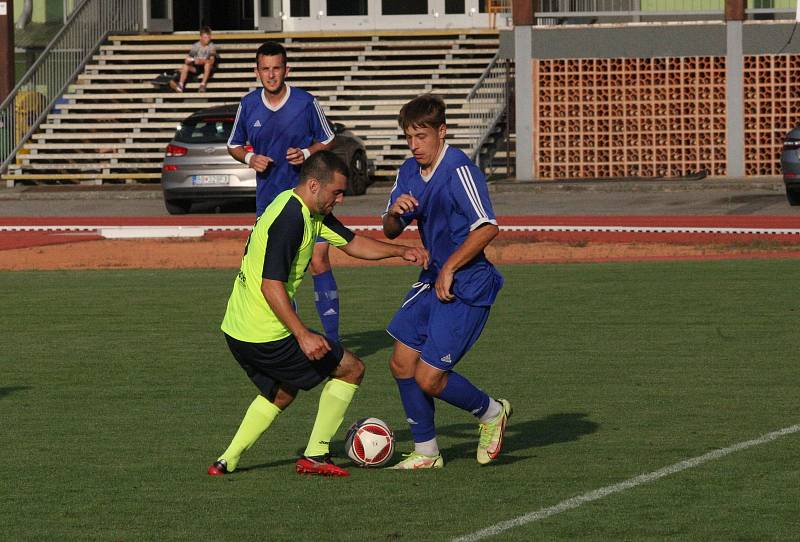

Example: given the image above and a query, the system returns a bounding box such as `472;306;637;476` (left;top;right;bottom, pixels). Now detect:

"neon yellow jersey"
221;190;354;343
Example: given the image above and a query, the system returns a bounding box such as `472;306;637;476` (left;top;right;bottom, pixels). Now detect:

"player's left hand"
286;147;306;165
402;247;429;269
435;267;455;302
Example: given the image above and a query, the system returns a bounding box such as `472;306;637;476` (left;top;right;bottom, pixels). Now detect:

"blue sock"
438;371;490;418
313;270;339;341
395;377;436;443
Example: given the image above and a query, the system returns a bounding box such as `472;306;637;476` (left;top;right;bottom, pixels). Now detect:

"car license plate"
191;174;229;185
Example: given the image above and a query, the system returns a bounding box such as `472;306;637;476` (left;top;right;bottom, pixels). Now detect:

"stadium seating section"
5;30;500;185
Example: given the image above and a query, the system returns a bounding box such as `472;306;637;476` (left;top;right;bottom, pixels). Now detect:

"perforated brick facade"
534;57;728;179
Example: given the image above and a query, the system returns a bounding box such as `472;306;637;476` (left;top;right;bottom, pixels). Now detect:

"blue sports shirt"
228;85;335;215
384;144;504;306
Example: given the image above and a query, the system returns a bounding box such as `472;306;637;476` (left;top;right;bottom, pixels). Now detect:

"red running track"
3;215;800;250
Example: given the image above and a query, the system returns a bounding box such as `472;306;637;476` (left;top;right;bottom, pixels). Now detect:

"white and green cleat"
477;398;512;465
388;451;444;470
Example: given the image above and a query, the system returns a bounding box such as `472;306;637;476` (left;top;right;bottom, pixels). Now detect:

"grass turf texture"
1;261;799;541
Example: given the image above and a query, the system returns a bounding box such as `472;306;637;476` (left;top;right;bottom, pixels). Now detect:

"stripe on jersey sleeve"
455;165;496;230
227;103;246;148
313;99;335;144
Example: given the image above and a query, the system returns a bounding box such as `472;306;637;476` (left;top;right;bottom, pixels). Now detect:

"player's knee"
389;355;412;378
352;356;365;383
271;386;297;410
339;350;365;384
415;371;446;397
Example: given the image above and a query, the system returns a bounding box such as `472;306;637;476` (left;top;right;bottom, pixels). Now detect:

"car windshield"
174;117;234;144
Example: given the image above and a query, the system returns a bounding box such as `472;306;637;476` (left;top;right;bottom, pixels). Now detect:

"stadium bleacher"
5;29;500;185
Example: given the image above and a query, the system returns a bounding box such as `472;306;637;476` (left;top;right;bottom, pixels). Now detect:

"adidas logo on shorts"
440;354;452;364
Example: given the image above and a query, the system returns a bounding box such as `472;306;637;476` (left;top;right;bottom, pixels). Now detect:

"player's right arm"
383;194;418;239
382;173;417;239
261;280;329;360
228;145;272;172
227;101;273;172
259;200;330;360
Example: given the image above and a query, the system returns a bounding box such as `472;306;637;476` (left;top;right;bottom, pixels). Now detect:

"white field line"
453;424;800;542
3;224;800;238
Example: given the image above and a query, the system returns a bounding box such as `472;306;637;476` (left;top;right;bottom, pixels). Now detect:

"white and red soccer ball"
344;417;395;468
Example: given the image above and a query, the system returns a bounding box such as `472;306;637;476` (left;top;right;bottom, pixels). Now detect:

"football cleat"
208;459;229;476
388;451;444;470
295;454;350;477
477;398;512;465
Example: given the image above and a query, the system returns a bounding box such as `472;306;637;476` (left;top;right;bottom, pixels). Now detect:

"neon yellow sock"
219;395;281;471
303;379;359;458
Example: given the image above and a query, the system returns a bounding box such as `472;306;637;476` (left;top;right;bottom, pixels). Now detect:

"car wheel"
165;199;191;215
786;185;800;206
346;150;369;196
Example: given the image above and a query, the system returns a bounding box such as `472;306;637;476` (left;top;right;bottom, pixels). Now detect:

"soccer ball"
344;417;395;468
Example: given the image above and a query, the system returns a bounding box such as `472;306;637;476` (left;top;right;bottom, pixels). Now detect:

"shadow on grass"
393;412;599;466
340;328;394;359
232;413;599;473
235;456;298;473
0;386;31;400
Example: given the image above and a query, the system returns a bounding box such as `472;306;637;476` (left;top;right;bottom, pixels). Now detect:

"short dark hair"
300;151;349;184
255;41;287;65
398;94;446;131
200;26;212;35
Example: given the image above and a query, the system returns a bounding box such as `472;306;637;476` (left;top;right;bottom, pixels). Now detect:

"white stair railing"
0;0;140;177
465;52;511;167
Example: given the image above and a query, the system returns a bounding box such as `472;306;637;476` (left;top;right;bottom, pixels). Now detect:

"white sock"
479;399;502;423
414;438;439;456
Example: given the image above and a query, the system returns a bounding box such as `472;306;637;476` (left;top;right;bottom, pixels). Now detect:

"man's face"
256;54;288;95
199;32;211;46
404;123;446;169
313;172;348;215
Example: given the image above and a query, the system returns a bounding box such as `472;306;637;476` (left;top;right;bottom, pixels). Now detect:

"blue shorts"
386;282;491;371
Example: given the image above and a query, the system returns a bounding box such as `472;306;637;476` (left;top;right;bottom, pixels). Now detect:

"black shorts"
224;333;344;401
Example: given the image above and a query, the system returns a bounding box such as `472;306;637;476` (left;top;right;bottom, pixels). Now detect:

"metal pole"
505;60;512;178
0;0;14;102
725;0;745;178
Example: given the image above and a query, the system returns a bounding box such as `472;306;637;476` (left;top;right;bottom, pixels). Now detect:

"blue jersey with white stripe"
386;145;504;306
228;85;334;215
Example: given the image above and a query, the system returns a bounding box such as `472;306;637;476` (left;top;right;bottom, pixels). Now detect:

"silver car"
160;104;373;214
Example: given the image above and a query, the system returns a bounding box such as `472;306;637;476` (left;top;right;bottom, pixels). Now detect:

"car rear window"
174;117;234;144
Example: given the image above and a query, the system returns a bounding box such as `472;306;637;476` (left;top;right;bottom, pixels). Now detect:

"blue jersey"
385;145;503;306
228;85;334;215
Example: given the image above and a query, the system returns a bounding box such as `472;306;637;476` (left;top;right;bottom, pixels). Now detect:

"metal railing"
465;52;512;169
0;0;140;176
532;0;795;21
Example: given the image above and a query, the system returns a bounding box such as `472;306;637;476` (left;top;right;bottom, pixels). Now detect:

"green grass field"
2;261;799;541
